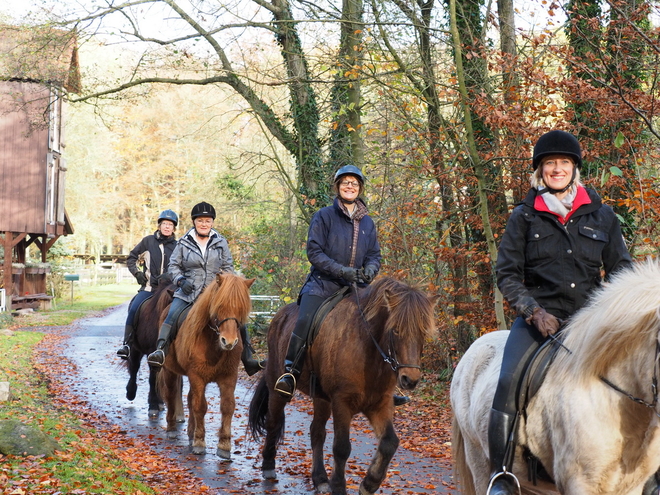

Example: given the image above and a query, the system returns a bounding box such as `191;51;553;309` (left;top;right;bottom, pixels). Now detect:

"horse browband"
209;317;240;334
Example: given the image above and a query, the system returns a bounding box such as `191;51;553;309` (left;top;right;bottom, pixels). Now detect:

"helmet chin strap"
538;167;577;195
195;228;210;238
340;198;356;205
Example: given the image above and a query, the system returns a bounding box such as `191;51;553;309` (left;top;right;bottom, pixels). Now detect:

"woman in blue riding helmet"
273;165;383;401
487;130;632;495
146;201;263;375
117;209;178;359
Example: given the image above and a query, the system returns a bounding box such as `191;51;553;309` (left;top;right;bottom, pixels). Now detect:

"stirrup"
274;372;296;399
486;470;521;495
147;349;165;368
117;344;130;359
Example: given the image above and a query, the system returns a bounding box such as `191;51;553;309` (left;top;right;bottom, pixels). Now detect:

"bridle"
600;335;660;418
353;283;421;373
208;316;241;335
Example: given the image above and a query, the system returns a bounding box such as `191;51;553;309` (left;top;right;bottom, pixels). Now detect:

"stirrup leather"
274;372;297;398
486;470;521;495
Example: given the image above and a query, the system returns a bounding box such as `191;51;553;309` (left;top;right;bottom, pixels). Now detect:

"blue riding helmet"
334;165;366;184
158;209;178;226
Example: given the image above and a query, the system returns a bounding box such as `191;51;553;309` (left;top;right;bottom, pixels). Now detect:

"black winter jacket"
126;230;177;290
300;197;382;298
496;187;632;320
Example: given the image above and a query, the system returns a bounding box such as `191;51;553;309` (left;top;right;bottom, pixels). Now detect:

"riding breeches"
162;297;190;328
491;316;547;415
125;290;153;328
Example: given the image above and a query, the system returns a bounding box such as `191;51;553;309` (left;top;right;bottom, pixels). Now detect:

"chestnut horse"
248;277;438;495
157;272;254;458
124;282;176;418
451;259;660;495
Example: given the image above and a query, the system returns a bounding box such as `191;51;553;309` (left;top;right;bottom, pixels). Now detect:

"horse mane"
555;259;660;383
184;273;253;336
360;276;436;341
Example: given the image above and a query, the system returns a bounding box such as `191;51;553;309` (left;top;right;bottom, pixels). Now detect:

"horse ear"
216;272;224;285
245;278;256;289
429;294;440;308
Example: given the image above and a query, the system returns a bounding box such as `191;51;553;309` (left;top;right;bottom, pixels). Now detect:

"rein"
600;336;660;418
352;283;421;373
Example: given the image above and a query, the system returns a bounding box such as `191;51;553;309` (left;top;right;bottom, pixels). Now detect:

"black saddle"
308;286;352;344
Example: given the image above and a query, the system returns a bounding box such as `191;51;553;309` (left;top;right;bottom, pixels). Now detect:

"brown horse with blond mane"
157;272;254;458
248;276;438;495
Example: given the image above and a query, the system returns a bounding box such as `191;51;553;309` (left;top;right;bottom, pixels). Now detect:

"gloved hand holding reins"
526;307;560;338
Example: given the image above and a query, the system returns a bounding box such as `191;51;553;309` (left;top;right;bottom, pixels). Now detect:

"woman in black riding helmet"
487;130;632;495
146;202;263;375
117;209;178;359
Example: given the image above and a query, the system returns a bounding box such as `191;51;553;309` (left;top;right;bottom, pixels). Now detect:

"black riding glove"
362;265;378;284
339;266;360;283
135;272;148;286
178;278;194;295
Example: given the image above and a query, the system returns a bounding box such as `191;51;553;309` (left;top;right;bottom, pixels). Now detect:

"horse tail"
451;416;477;495
247;376;270;440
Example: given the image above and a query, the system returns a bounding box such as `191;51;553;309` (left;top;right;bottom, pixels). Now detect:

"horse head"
363;278;438;391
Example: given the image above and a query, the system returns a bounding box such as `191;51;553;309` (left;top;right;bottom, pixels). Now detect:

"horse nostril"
399;375;419;390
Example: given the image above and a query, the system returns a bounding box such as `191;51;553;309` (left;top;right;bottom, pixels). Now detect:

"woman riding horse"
117;209;178;359
489;130;632;494
147;201;263;375
274;165;385;400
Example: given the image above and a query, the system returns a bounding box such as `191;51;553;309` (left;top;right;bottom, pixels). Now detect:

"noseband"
208;317;241;335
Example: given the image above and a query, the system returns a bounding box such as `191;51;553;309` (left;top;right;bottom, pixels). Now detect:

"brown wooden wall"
0;81;65;235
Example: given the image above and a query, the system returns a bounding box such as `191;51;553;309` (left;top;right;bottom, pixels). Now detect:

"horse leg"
174;374;185;423
310;398;331;493
187;374;208;455
161;368;182;440
215;374;237;460
358;410;399;495
147;362;162;418
261;393;288;479
125;349;141;401
329;406;353;495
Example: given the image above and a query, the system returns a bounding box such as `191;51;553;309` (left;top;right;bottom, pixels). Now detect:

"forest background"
3;0;660;378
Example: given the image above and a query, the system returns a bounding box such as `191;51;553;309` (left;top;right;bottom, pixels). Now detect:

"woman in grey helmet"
487;130;632;495
146;202;263;375
117;209;178;359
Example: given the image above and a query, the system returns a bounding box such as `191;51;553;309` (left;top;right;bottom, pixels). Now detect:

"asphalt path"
62;303;454;494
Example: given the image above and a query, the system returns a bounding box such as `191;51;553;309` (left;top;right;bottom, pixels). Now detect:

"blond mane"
554;259;660;383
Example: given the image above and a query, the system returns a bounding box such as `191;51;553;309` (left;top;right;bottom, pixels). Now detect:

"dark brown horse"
248;276;438;495
124;282;177;418
158;272;254;458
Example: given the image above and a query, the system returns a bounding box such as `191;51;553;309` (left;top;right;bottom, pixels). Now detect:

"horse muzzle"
218;336;239;351
397;369;421;391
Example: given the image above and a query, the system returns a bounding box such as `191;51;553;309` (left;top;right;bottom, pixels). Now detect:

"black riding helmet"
190;202;216;220
532;130;582;170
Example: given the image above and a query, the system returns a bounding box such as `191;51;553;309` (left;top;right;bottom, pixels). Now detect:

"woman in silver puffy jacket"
147;202;263;375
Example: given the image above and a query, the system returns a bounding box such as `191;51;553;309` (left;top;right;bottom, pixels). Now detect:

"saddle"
304;286;352;399
514;335;565;486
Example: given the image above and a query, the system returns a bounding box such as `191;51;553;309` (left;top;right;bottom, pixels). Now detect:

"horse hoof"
148;409;160;419
126;384;137;401
358;483;375;495
262;469;277;480
166;431;178;440
315;482;331;494
216;448;231;459
192;446;206;455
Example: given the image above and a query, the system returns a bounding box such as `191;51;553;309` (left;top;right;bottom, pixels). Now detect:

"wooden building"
0;25;81;309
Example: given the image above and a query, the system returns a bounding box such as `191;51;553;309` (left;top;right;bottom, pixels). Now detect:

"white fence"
0;289;5;312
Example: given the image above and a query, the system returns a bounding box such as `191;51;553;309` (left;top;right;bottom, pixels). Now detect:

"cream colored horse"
451;259;660;495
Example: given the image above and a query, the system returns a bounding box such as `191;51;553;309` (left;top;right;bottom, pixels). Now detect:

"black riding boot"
116;324;134;359
147;323;172;368
240;325;265;376
487;409;519;495
274;333;307;401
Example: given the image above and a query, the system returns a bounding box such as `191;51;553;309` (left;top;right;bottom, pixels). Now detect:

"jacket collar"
523;186;602;220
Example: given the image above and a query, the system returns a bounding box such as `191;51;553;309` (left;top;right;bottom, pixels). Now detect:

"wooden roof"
0;24;81;93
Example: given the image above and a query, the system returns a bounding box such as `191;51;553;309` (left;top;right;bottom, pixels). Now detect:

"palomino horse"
248;277;438;495
451;259;660;495
158;272;254;458
124;282;176;418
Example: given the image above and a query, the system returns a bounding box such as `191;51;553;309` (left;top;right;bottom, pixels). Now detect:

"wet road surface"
62;303;454;494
